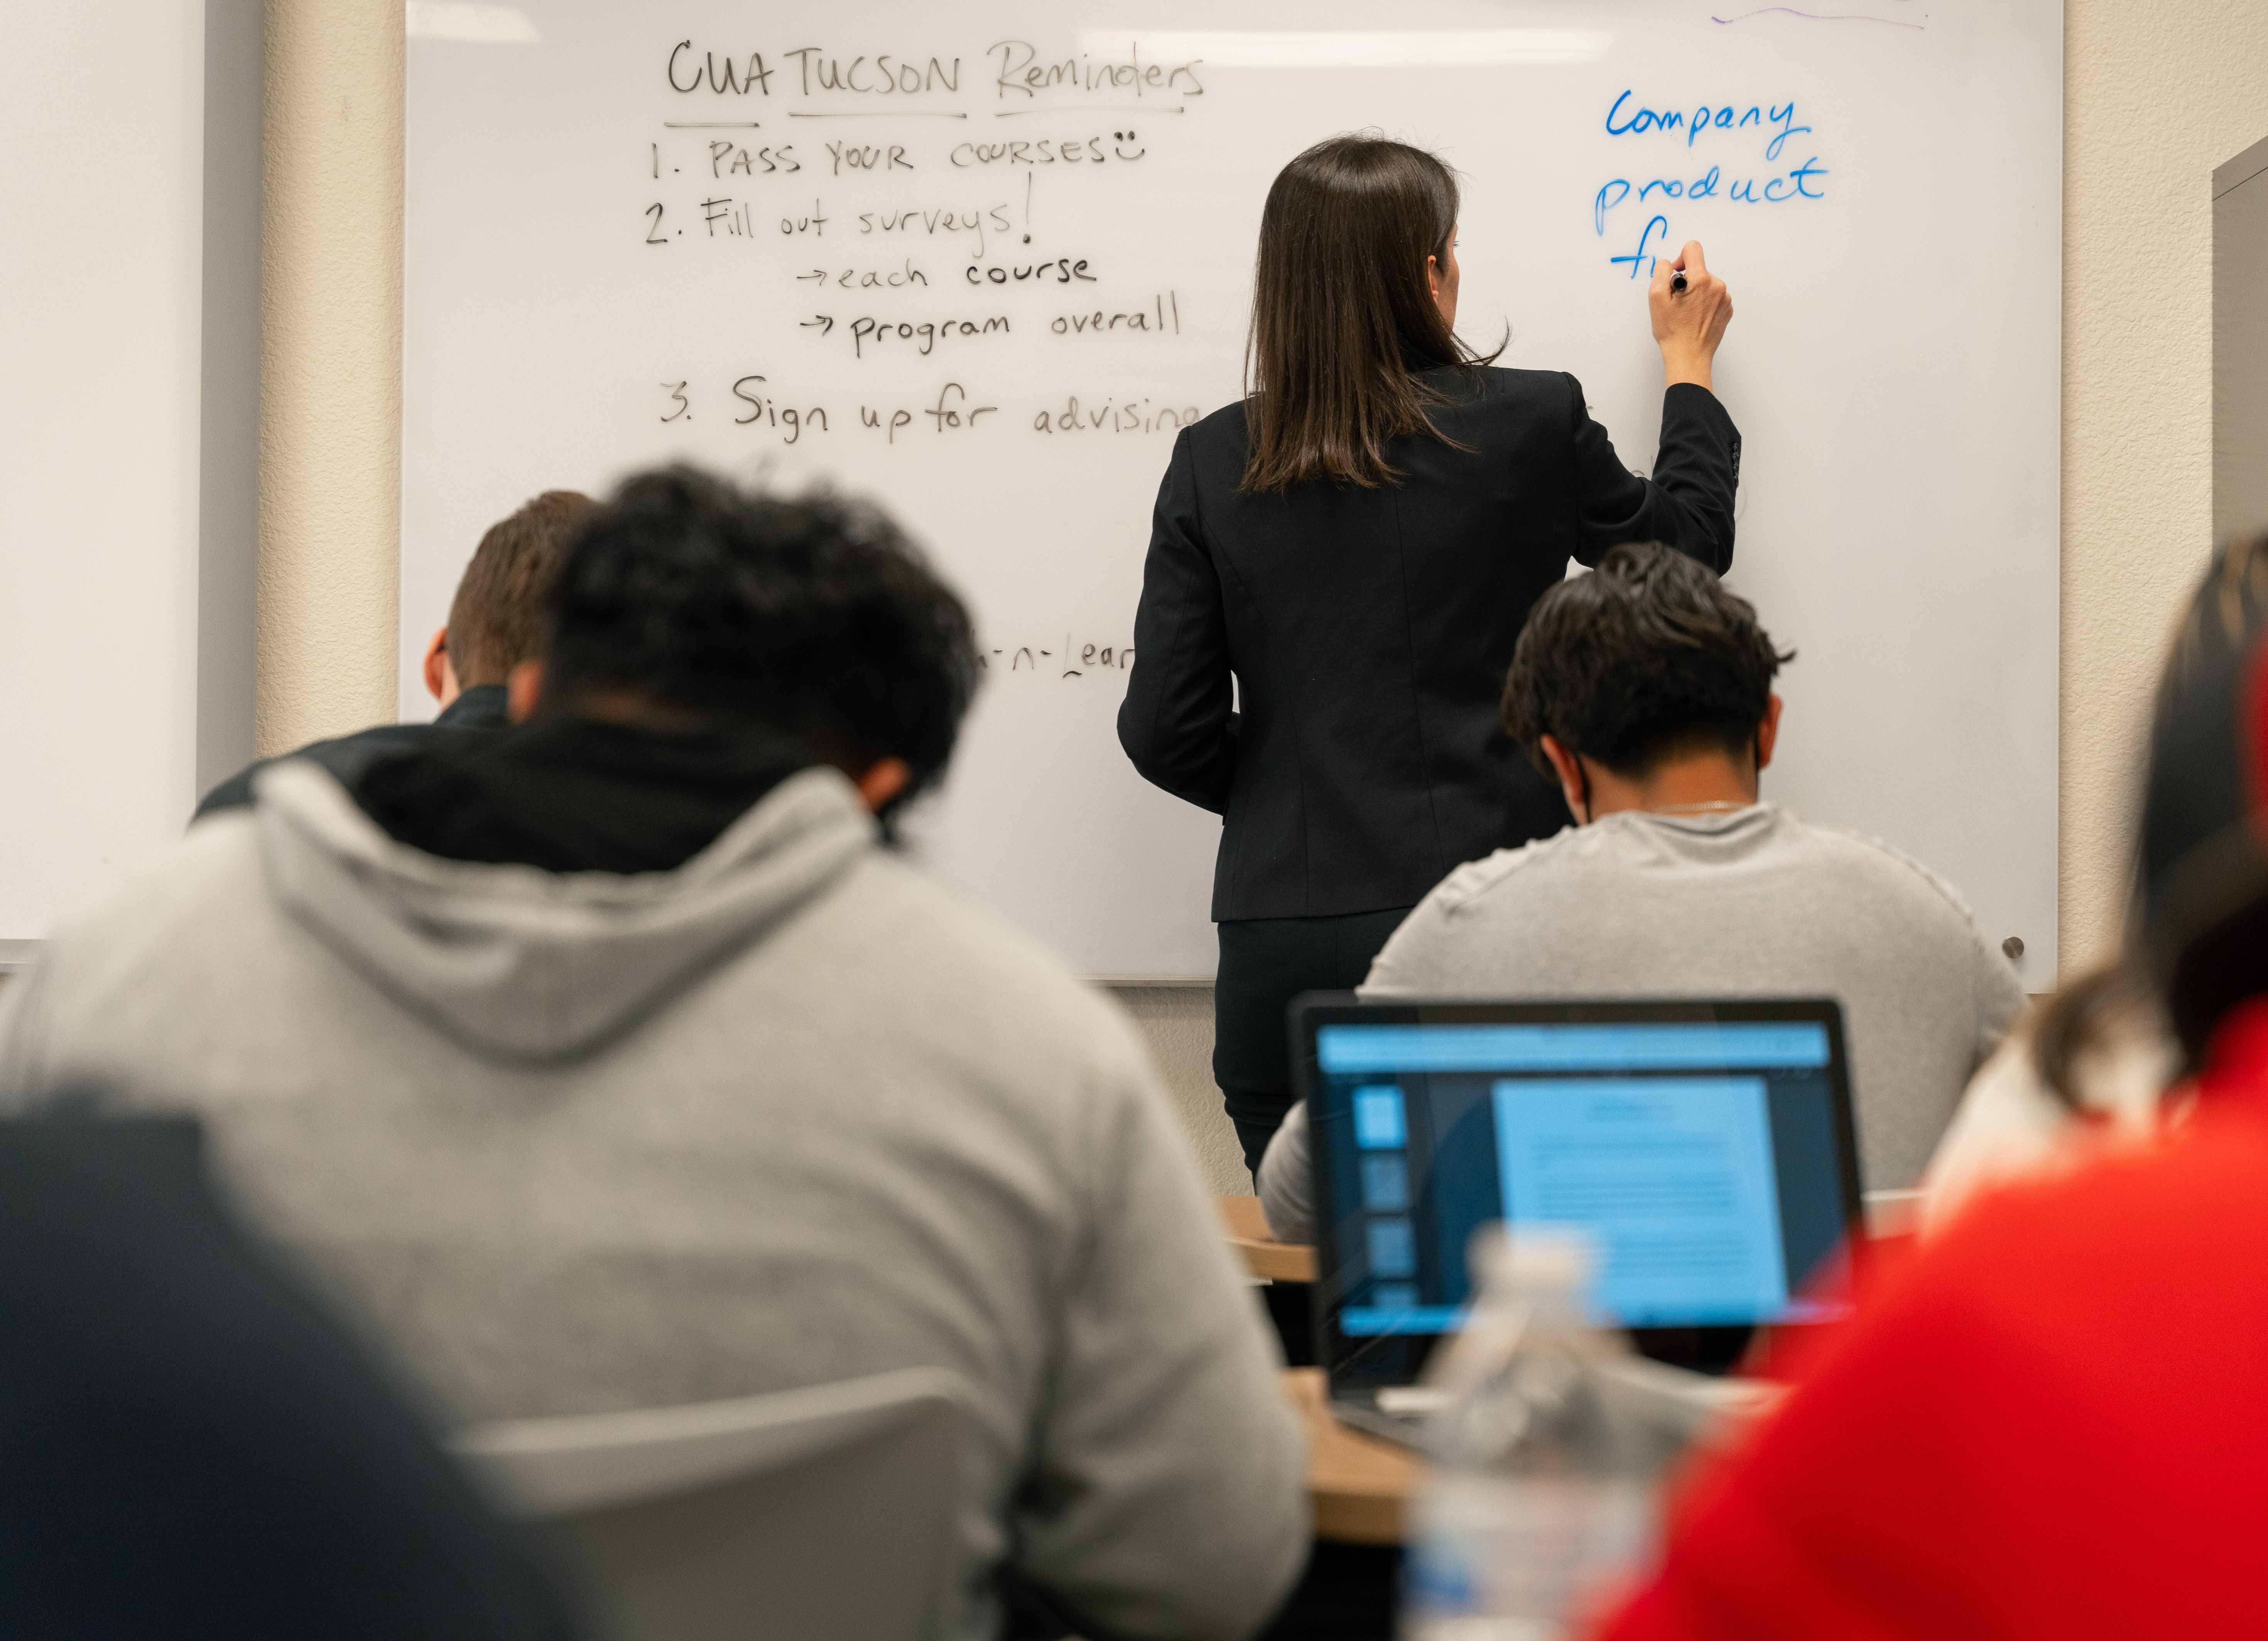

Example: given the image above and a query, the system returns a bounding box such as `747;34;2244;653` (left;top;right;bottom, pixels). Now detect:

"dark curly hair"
1502;542;1790;777
544;466;980;815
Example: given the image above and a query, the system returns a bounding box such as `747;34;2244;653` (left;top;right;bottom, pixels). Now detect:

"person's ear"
506;660;544;724
1754;694;1784;774
851;756;912;815
1538;734;1589;825
421;627;453;706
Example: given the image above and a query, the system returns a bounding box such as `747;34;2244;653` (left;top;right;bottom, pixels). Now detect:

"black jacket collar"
352;715;813;874
433;683;511;730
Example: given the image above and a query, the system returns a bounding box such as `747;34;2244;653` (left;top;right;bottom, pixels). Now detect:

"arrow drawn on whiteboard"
797;270;827;282
801;316;835;336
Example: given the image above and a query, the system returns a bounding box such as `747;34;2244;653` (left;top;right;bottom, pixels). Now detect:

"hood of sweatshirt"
250;760;875;1063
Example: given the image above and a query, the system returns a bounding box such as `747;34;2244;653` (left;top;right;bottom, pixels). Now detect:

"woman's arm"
1118;430;1238;814
1570;240;1742;572
1569;380;1741;574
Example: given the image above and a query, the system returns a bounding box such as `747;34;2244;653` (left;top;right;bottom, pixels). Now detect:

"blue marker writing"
1610;214;1670;279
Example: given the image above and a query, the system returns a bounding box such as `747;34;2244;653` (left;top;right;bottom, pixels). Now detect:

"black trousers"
1214;907;1414;1175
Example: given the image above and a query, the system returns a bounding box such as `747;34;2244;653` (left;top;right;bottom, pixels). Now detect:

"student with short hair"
1598;534;2268;1641
1258;542;2023;1239
3;468;1306;1641
193;490;593;819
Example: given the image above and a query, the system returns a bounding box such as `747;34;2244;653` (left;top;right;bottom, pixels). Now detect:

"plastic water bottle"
1402;1230;1688;1641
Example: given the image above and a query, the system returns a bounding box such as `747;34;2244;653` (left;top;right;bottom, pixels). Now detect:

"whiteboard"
404;0;2060;982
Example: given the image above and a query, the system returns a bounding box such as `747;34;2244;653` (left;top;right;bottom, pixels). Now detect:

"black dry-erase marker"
1670;269;1688;293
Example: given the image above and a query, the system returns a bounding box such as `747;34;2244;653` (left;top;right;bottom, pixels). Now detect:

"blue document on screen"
1492;1077;1791;1325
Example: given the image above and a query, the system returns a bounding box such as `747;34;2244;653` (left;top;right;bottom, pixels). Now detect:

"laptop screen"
1296;999;1862;1381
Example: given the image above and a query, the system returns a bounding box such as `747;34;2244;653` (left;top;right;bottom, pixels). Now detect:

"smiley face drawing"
1113;128;1146;161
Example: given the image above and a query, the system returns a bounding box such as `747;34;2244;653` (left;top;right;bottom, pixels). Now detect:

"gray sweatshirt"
1260;804;2026;1241
0;763;1307;1641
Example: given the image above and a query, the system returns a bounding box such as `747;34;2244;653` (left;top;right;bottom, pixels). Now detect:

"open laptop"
1292;996;1863;1443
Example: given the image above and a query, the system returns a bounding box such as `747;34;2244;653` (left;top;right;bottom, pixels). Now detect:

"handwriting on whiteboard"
1592;91;1831;277
638;39;1849;463
664;42;1207;105
663;376;1203;446
977;636;1137;677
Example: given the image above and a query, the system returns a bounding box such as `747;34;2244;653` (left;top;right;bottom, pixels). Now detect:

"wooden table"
1226;1200;1809;1550
1218;1200;1422;1542
1282;1368;1423;1545
1217;1194;1319;1283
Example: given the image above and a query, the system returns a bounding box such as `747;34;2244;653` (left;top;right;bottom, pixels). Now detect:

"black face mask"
350;716;814;875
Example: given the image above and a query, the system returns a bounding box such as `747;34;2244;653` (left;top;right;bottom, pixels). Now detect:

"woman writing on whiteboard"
1119;133;1740;1174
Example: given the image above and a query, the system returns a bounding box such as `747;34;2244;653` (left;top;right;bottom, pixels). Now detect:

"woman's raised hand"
1649;242;1733;392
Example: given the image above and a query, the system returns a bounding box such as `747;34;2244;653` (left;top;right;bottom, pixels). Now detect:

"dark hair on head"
1241;132;1500;494
1503;542;1791;778
2134;528;2268;1063
544;466;980;816
446;490;595;685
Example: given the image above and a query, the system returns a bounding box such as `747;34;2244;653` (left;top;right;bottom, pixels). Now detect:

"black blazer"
1118;368;1741;922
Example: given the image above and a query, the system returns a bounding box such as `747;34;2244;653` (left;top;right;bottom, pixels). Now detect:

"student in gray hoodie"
0;468;1307;1641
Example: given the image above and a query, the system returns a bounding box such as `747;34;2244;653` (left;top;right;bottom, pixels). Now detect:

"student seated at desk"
0;468;1305;1641
1259;542;2023;1239
193;489;592;819
1599;535;2268;1641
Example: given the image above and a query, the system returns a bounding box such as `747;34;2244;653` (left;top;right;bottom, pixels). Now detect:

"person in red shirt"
1601;532;2268;1641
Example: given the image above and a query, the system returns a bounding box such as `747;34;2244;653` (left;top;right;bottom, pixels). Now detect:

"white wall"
0;2;208;939
248;0;2268;1186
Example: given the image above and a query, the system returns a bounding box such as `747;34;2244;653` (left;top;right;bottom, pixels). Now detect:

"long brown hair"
1241;133;1497;493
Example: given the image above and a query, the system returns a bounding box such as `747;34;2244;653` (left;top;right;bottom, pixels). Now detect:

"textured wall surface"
258;2;2268;1164
1110;987;1249;1196
258;0;404;755
2060;2;2268;966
